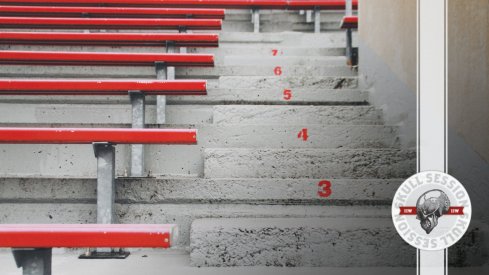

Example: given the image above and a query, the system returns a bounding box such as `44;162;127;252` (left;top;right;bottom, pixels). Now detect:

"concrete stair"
1;9;480;270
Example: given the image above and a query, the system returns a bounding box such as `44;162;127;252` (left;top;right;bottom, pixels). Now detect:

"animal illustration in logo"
416;189;451;234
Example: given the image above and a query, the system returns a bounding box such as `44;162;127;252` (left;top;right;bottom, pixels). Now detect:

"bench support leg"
129;91;145;177
179;27;188;54
155;61;168;125
346;28;353;65
80;143;129;259
252;9;260;33
306;10;312;23
94;142;115;225
156;42;176;124
314;7;321;33
12;248;52;275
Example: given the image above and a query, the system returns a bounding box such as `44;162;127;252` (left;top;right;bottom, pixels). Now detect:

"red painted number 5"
318;180;332;198
283;89;292;100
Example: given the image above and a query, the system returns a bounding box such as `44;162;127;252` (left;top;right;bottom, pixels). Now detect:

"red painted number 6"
283;89;292;100
274;66;282;76
318;180;332;198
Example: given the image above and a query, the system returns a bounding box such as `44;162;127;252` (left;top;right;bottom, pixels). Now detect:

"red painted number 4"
283;89;292;100
274;66;282;76
297;128;308;141
318;180;332;198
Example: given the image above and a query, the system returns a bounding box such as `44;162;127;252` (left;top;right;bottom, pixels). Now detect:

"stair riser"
205;148;416;179
190;218;483;267
0;178;402;205
0;104;379;125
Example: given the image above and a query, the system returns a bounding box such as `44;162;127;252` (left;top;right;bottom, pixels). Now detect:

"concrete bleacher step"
189;217;483;267
0;104;380;125
222;20;341;33
189;46;346;56
0;64;354;78
212;105;381;125
0;177;402;205
0;88;368;105
0;124;400;177
0;203;394;247
218;32;357;48
0;65;355;78
0;44;346;57
204;148;416;179
212;76;358;89
219;55;347;66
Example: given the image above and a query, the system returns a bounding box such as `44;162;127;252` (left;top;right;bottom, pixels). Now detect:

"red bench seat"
0;79;207;95
0;128;197;144
0;0;358;10
0;51;214;67
0;17;222;30
0;5;225;19
0;224;176;248
340;15;358;29
0;32;219;47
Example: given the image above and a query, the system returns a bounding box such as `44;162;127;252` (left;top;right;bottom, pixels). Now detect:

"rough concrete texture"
204;148;416;179
0;203;392;247
0;104;379;125
213;105;381;125
1;250;488;275
0;10;447;270
215;76;358;90
0;65;354;78
0;125;399;177
0;89;368;105
0;177;402;205
190;218;485;267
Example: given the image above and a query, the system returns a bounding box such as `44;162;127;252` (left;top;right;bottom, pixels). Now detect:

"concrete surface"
1;249;487;275
204;148;415;179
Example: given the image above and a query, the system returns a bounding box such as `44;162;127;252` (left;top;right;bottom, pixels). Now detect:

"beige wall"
360;0;489;162
359;0;417;91
448;0;489;162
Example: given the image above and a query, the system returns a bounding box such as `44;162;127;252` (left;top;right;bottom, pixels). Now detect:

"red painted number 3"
318;180;332;198
274;66;282;76
297;128;308;141
283;89;292;100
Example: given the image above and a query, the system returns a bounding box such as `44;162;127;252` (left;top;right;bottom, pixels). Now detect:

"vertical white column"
418;0;447;274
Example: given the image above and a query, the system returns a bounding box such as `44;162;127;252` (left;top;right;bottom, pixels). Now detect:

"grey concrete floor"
0;249;488;275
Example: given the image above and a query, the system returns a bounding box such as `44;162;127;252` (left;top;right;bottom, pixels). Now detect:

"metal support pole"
94;142;115;225
306;10;312;22
313;7;321;33
252;9;260;33
155;61;167;124
346;28;353;65
345;0;353;65
179;23;188;54
12;249;52;275
129;91;145;177
346;0;353;16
